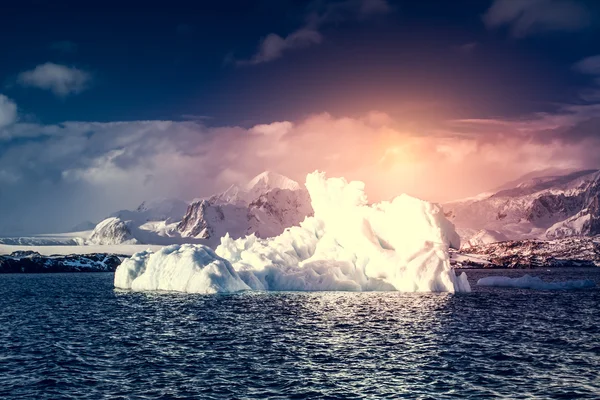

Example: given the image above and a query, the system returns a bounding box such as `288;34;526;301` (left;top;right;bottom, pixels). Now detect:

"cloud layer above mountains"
2;90;600;234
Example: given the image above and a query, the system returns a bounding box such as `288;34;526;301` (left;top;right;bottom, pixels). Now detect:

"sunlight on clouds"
3;104;600;233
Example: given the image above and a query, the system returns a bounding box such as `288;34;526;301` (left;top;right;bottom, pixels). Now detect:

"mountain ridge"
88;172;314;247
444;169;600;245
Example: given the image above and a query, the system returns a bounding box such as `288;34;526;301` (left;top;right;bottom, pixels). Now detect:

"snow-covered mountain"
111;198;189;224
444;169;600;244
207;171;302;206
177;171;313;243
89;171;313;246
88;218;138;245
88;197;193;245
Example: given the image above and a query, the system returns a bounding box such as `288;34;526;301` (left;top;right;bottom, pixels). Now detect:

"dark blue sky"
1;0;599;126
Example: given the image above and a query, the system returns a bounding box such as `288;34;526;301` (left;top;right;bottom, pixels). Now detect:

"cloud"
483;0;591;37
49;40;78;53
572;55;600;101
235;0;391;65
238;29;323;65
4;97;600;234
573;55;600;75
0;95;17;128
17;63;91;97
578;88;600;102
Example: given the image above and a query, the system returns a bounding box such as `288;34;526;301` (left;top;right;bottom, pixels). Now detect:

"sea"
1;268;599;399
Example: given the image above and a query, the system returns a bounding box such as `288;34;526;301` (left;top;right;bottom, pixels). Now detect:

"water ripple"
0;269;599;399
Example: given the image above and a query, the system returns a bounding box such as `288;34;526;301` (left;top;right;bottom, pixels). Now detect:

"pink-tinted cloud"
2;100;600;233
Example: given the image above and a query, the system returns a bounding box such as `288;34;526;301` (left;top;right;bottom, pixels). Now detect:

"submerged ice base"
114;172;471;293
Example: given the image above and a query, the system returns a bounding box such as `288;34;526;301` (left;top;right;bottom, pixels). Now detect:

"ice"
115;171;470;293
114;245;249;293
477;275;596;290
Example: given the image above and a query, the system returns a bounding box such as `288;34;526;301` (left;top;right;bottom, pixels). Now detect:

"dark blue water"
1;269;599;399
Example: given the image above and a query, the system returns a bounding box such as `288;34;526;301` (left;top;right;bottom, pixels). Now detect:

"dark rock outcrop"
0;252;123;273
460;237;600;268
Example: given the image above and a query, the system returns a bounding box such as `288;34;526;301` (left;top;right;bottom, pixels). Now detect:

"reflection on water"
0;270;599;399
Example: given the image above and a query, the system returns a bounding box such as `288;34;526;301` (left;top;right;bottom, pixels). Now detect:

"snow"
450;251;491;266
115;171;471;293
89;217;138;245
462;229;509;249
246;171;301;193
545;211;591;239
209;171;302;206
115;245;249;293
444;169;600;241
114;198;189;224
477;275;596;290
0;231;90;246
88;171;311;246
0;244;164;256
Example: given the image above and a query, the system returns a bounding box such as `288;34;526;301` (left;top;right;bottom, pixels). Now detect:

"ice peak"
246;171;301;192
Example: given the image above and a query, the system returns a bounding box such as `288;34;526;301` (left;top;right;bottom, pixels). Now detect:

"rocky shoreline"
454;237;600;269
0;251;123;273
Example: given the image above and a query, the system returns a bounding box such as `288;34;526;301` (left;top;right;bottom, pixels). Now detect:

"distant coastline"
0;251;122;273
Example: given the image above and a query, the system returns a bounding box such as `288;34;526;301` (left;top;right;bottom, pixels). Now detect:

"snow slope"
88;198;192;245
175;173;312;243
0;231;90;246
462;229;509;249
112;198;189;224
115;171;470;293
0;244;164;256
444;169;600;242
1;172;313;249
89;172;313;246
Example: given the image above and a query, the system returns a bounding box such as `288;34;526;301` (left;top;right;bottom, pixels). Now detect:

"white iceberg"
477;275;596;290
114;245;249;293
115;171;470;293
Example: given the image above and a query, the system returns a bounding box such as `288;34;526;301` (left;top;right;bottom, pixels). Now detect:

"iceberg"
477;275;596;290
115;171;471;293
114;245;249;293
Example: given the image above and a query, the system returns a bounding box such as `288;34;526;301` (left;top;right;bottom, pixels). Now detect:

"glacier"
477;275;596;290
114;171;471;293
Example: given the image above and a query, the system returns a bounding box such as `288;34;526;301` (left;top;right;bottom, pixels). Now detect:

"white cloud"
483;0;590;37
18;63;91;97
236;0;391;65
250;121;293;137
0;95;17;128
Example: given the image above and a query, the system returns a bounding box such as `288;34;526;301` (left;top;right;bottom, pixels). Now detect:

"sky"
2;0;600;234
